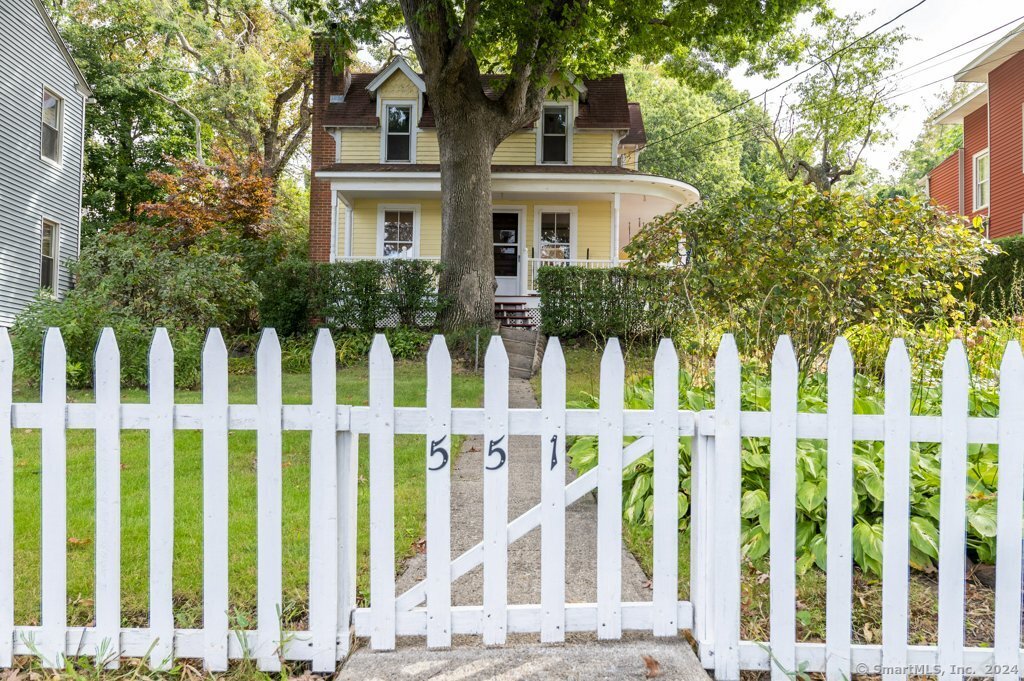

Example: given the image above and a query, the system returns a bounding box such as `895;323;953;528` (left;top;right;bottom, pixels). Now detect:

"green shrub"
970;235;1024;317
257;258;317;336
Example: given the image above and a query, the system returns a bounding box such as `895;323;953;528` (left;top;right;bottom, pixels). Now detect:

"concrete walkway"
338;376;709;680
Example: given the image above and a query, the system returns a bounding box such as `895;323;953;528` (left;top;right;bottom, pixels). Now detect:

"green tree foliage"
621;184;996;366
50;0;199;231
624;63;786;200
758;11;908;191
890;86;969;197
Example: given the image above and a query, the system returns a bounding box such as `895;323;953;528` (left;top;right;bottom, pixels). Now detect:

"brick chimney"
308;37;350;262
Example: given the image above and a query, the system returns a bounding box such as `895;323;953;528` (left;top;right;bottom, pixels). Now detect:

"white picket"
825;339;853;681
597;338;625;640
40;329;67;669
769;337;797;681
993;341;1024;681
691;432;714;664
0;329;12;668
369;334;395;651
540;337;566;643
148;328;175;670
881;339;911;681
256;329;282;671
425;336;452;648
937;341;968;681
94;329;121;668
336;427;359;659
202;330;229;671
713;334;741;681
309;329;339;669
483;336;509;645
652;338;679;637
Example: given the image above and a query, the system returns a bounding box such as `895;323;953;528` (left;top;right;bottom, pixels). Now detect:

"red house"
925;22;1024;238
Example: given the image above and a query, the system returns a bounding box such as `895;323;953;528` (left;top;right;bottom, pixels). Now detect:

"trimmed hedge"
971;235;1024;315
536;266;684;340
257;258;445;335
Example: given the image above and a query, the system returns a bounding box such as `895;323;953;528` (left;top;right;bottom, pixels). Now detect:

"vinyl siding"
573;131;614;165
927;151;961;215
339;130;382;163
963;105;989;222
988;50;1024;238
0;0;85;326
339;198;613;261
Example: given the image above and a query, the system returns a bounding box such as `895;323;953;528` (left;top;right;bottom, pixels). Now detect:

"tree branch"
147;88;204;164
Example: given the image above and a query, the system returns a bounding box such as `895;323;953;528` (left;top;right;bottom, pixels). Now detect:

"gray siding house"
0;0;91;326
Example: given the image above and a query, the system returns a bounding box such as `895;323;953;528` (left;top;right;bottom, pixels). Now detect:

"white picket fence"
1;327;1023;680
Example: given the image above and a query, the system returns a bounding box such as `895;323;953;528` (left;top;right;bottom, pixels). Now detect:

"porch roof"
316;164;700;207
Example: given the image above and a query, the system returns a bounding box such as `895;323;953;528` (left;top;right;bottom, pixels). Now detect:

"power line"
884;37;1024;102
887;14;1024;78
637;0;930;153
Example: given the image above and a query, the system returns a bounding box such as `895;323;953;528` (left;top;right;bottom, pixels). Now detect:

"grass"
9;361;484;635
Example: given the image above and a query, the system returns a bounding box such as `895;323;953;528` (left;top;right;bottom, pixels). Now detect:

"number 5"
486;435;507;470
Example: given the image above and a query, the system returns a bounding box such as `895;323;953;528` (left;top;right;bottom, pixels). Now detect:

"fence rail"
1;328;1023;680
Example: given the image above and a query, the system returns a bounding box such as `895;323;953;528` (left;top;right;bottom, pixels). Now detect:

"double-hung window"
41;88;62;164
974;150;990;211
539;212;572;261
40;219;58;290
382;210;415;256
541;106;568;163
384;104;413;162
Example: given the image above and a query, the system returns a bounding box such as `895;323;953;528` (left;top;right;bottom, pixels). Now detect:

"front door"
493;211;520;296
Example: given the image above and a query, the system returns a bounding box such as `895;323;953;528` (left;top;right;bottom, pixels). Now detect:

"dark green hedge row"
536;266;684;340
258;258;444;335
971;235;1024;315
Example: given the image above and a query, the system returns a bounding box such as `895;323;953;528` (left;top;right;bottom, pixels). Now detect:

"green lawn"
10;362;484;629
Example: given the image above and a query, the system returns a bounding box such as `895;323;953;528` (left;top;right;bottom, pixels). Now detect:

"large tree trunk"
429;72;504;330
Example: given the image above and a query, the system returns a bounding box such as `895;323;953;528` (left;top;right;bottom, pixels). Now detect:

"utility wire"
884;37;1024;102
636;0;930;153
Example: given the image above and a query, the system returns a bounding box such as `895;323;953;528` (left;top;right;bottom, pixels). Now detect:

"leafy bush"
567;360;1006;576
257;259;444;334
970;235;1024;317
621;184;997;367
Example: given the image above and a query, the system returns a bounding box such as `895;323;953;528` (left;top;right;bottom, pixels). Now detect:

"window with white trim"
539;212;571;260
541;106;568;163
384;104;412;162
974;150;990;211
40;219;58;290
41;88;62;163
382;210;415;256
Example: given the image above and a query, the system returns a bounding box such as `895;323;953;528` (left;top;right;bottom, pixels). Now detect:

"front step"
499;326;544;378
494;301;537;330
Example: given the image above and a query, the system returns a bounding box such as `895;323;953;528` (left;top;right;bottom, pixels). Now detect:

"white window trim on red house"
973;148;990;212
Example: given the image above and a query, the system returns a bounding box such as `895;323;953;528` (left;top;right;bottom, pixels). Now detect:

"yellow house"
308;55;699;322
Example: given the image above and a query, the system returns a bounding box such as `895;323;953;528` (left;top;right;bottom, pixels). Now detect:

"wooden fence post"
653;339;679;637
825;339;853;681
369;334;396;651
483;336;509;645
597;339;625;640
425;336;452;648
769;337;797;681
256;329;283;671
40;329;67;669
713;335;741;681
540;337;566;643
94;329;121;668
0;329;12;669
148;328;175;670
202;330;229;671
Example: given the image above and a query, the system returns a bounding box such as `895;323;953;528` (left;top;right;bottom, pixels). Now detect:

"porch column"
519;248;530;295
345;205;354;257
329;190;339;263
611;192;621;264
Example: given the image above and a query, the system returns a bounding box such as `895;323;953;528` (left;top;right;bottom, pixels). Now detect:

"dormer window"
384;103;413;162
541;106;569;164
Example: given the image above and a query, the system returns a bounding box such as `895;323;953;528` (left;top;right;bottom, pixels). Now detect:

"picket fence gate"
1;326;1024;680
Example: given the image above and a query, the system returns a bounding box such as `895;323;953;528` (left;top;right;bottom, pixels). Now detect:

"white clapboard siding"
993;342;1024;681
425;336;452;648
0;329;12;668
310;330;339;669
652;339;679;637
769;337;797;681
202;330;229;671
881;339;911;681
597;339;625;639
369;335;396;651
541;337;567;643
713;335;742;681
94;329;121;668
148;329;175;670
483;336;510;645
256;329;283;671
41;329;67;669
825;339;853;681
937;341;969;681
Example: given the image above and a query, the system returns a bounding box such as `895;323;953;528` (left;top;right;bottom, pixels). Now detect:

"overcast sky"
729;0;1023;179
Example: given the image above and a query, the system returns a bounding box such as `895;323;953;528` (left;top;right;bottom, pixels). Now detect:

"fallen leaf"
863;622;874;643
642;654;661;678
68;537;91;547
641;579;652;590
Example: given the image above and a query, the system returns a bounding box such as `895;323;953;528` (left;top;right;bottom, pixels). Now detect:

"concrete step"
509;352;534;371
501;338;536;358
499;326;540;344
510;366;533;380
